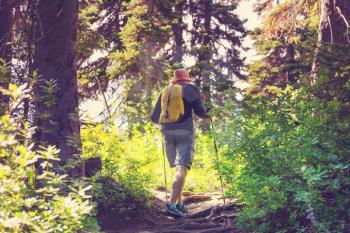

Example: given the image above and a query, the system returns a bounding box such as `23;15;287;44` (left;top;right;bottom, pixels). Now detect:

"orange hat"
172;68;190;84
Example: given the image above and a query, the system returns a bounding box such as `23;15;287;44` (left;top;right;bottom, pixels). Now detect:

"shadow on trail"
132;189;242;233
85;158;242;233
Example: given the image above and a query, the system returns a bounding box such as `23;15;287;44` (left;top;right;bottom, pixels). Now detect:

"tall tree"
247;0;319;95
0;0;13;116
78;0;125;100
188;0;246;104
108;0;172;126
33;0;81;167
172;0;185;64
310;0;350;85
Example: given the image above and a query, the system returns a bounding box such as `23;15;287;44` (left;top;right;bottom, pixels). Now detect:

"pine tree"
172;0;185;64
0;0;12;65
311;0;350;86
188;0;246;104
77;0;126;99
33;0;81;170
247;0;319;95
0;0;13;116
108;0;172;126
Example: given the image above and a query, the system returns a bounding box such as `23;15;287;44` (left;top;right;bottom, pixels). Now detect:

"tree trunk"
23;0;36;122
192;0;212;101
197;0;212;131
33;0;81;170
286;44;297;84
200;0;212;100
0;0;12;63
0;0;13;116
145;0;155;116
310;0;350;85
172;0;185;64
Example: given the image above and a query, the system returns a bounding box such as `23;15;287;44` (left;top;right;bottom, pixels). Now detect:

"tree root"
182;222;221;230
158;230;191;233
188;203;241;219
157;186;170;192
182;191;203;197
182;195;211;204
141;191;242;233
188;207;213;219
201;227;236;233
156;221;222;232
141;215;158;225
157;223;236;233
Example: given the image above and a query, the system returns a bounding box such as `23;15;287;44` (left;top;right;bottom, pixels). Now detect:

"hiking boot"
176;202;186;213
166;203;186;218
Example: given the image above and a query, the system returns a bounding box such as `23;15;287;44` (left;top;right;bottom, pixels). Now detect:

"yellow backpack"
159;84;184;123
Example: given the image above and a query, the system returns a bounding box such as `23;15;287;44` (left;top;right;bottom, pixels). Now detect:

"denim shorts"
162;129;195;169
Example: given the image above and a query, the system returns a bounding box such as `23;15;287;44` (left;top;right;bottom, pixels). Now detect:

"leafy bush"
0;115;93;233
216;87;350;232
82;123;154;210
81;122;221;202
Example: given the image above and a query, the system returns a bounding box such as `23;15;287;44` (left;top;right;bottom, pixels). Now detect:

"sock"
168;202;176;207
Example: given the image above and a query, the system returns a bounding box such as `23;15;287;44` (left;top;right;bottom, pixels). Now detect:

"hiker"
151;68;209;218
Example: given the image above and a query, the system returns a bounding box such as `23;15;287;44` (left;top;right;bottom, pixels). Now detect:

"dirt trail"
126;190;242;233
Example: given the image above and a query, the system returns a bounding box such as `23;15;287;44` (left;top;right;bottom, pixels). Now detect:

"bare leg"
169;165;188;204
177;191;183;204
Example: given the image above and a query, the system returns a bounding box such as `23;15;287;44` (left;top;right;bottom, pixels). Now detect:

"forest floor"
104;189;243;233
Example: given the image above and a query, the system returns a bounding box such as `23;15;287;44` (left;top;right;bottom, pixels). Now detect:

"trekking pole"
161;138;168;200
210;117;226;205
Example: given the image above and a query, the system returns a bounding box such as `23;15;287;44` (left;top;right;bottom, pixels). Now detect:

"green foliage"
216;87;350;232
82;123;154;202
78;3;106;62
0;114;93;232
260;0;319;43
188;0;247;101
247;0;320;95
107;0;173;126
82;123;221;197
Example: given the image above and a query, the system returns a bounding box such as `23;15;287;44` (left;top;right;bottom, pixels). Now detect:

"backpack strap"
165;84;173;119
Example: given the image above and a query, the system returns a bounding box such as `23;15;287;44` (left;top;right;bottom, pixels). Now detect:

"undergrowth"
215;87;350;232
81;122;221;201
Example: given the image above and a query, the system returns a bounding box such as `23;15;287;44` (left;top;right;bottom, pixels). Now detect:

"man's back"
151;82;208;130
